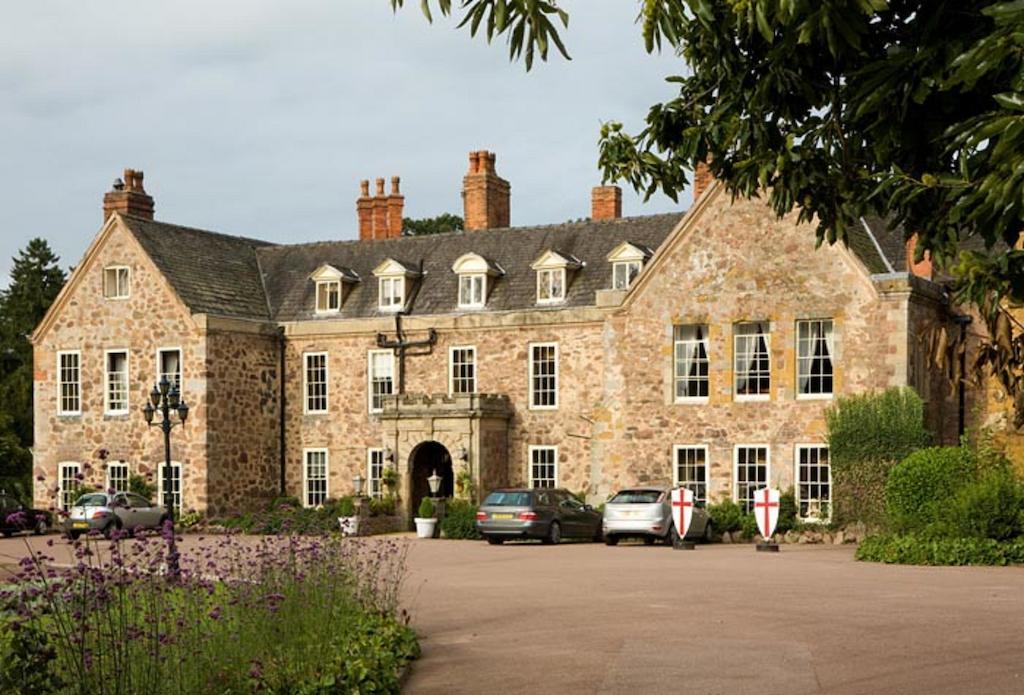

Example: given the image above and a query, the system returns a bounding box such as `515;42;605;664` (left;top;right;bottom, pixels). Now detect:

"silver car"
602;487;712;546
64;492;169;539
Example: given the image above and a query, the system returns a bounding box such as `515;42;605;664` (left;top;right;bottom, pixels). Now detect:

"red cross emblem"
753;487;780;539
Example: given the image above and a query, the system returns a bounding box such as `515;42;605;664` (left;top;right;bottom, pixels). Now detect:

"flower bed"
0;529;418;693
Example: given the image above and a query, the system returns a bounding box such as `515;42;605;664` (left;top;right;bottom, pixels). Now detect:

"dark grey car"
476;488;603;545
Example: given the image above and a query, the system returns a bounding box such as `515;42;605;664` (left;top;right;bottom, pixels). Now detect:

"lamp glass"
142;402;155;424
177;402;189;423
168;388;180;408
150;387;161;408
427;470;442;495
159;377;170;396
353;474;364;497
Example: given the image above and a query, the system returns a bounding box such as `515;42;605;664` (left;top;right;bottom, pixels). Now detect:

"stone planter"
338;516;360;537
414;517;437;539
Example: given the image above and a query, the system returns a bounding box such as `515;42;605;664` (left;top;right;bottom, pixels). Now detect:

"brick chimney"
591;185;622;220
462;150;510;231
103;169;154;221
693;161;714;201
357;176;404;241
906;234;933;280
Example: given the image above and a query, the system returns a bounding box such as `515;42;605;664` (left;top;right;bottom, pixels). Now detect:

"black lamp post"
142;377;189;577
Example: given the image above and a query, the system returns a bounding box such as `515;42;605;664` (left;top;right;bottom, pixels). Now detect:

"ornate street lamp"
427;469;442;498
353;473;365;497
142;376;188;578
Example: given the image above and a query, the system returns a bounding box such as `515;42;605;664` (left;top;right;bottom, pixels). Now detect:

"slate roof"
120;207;911;322
123;216;276;320
256;214;684;321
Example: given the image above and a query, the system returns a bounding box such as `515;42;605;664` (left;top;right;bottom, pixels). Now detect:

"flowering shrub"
0;528;417;693
218;497;359;535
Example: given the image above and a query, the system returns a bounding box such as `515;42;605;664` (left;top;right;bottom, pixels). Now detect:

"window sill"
528;405;559;412
314;309;341;316
796;393;834;401
674;397;709;405
57;412;82;418
733;395;770;403
457;304;485;311
303;410;328;417
103;412;130;419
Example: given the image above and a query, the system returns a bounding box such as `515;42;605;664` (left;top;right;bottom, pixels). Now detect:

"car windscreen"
608;490;663;504
75;493;108;507
483;491;532;507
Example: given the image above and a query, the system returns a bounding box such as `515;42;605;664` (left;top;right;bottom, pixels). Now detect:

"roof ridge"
121;215;276;248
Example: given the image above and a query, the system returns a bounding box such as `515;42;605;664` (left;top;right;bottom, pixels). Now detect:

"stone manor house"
32;152;972;522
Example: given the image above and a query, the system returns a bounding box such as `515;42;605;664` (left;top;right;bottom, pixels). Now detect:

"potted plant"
336;496;359;536
415;497;436;539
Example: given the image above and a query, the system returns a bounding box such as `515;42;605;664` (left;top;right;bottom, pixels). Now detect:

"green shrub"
944;470;1024;541
777;488;797;534
857;533;1024;566
270;496;301;510
740;513;759;539
335;496;356;518
128;474;156;501
417;497;435;519
0;618;64;694
441;499;482;540
885;446;975;533
369;495;397;517
826;387;931;526
707;499;744;533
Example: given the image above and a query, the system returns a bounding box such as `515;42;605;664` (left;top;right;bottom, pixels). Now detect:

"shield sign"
753;487;780;539
671;487;694;538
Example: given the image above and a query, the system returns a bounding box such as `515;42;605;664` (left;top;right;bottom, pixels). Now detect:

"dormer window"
103;266;130;299
373;258;419;313
316;281;341;312
531;250;582;305
310;264;359;315
607;241;652;291
452;252;503;310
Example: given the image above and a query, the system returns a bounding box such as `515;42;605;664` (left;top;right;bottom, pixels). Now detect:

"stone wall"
32;218;208;511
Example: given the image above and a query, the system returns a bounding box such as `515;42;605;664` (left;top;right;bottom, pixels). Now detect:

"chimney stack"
693;161;714;201
591;185;622;220
103;168;154;222
462;150;510;231
357;176;404;241
906;234;933;280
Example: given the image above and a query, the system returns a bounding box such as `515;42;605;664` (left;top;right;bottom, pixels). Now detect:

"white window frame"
103;265;131;300
733;445;770;513
315;280;342;314
796;319;835;400
612;260;642;290
674;325;710;404
367;448;385;499
673;445;709;506
536;268;566;304
156;461;183;514
104;349;130;416
57;350;82;416
733;322;771;402
458;273;487;309
367;349;395;414
303;352;329;415
449;345;477;395
303;448;329;508
58;462;81;511
156;347;183;393
795;444;831;522
529;446;558;489
378;276;405;312
528;342;559;410
106;461;130;494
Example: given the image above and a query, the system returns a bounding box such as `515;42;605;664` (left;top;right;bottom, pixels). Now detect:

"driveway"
401;539;1024;695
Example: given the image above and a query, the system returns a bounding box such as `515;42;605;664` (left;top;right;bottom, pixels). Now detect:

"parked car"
476;488;603;545
64;491;169;540
0;492;52;537
602;487;712;546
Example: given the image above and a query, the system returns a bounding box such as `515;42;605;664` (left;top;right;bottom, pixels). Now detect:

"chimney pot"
360;179;370;197
103;168;154;222
375;178;385;196
391;176;401;195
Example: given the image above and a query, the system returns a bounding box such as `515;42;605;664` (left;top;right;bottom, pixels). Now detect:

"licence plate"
72;521;89;529
491;513;514;520
621;510;642;517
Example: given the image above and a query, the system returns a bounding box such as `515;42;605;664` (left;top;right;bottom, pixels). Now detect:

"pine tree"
0;239;66;495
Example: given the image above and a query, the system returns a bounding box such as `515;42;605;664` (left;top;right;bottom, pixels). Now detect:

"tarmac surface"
399;538;1024;695
3;533;1022;694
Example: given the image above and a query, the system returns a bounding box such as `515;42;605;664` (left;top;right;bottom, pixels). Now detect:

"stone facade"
33;174;975;521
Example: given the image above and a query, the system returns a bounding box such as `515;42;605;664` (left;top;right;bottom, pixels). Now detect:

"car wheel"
103;521;122;540
703;521;714;544
68;531;81;541
543;521;561;545
33;518;47;536
604;534;619;546
486;536;504;545
643;535;656;546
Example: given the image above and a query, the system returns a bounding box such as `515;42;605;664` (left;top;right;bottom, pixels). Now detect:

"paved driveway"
401;539;1024;695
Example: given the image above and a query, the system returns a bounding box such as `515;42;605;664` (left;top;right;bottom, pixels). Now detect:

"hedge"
440;499;481;540
885;446;975;533
856;534;1024;566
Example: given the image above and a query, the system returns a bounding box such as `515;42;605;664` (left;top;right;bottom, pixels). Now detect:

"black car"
476;487;603;544
0;492;51;537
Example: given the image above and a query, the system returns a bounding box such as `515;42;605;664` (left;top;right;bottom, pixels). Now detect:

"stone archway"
408;441;454;520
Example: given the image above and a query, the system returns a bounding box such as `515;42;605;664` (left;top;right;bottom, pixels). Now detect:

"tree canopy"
0;239;66;496
393;0;1024;420
403;213;465;236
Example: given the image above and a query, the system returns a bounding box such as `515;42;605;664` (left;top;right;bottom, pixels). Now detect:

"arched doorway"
409;441;454;521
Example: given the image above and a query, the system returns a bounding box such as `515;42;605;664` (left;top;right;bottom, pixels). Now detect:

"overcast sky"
0;0;691;285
